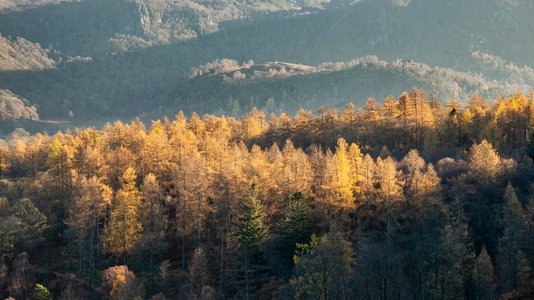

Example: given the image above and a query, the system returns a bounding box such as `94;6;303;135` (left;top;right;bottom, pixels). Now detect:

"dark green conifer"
275;192;314;278
236;183;269;299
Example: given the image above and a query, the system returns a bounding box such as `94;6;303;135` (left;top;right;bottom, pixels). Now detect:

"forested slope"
1;90;534;299
171;57;531;116
0;34;55;71
0;89;39;120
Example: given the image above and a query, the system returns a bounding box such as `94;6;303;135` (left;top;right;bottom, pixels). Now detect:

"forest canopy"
1;89;534;299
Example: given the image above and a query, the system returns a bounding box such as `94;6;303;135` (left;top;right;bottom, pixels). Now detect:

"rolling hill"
169;56;531;116
0;0;533;126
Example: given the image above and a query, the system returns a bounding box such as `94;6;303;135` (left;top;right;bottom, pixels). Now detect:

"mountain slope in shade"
0;34;55;71
0;0;330;55
0;0;533;123
170;57;530;116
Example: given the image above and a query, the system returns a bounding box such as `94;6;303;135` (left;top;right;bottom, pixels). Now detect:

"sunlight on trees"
2;90;534;298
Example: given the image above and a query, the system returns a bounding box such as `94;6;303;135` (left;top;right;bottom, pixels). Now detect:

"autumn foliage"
1;89;534;298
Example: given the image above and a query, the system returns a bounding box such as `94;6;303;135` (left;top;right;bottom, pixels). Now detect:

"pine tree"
295;108;312;130
400;149;426;174
46;135;72;217
439;99;464;147
8;135;28;178
101;121;140;190
172;149;206;269
237;183;268;261
236;183;269;299
436;197;475;299
10;198;48;249
291;232;354;300
474;247;495;300
497;183;527;291
25;133;49;180
275;192;314;278
341;103;358;127
71;130;104;180
105;146;134;190
308;145;327;202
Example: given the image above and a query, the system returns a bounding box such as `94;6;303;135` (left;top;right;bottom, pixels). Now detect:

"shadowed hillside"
170;57;531;116
0;0;533;126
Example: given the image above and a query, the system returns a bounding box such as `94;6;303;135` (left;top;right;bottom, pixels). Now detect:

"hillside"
170;57;531;116
0;0;329;55
0;0;533;124
3;92;534;299
2;0;533;64
3;1;534;299
0;34;55;71
0;89;39;120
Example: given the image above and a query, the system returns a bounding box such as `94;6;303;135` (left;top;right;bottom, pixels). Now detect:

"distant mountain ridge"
0;0;330;55
171;56;531;116
0;0;533;125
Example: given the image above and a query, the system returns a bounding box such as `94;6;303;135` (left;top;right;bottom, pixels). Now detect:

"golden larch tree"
326;138;354;209
375;157;403;202
468;140;502;182
104;167;142;263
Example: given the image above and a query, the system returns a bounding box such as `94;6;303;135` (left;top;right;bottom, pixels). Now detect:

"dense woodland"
2;89;534;299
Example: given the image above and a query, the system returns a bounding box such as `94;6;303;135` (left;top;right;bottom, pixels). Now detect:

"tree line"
1;89;534;299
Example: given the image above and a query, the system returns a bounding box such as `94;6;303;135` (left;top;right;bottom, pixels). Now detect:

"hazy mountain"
0;0;533;126
170;56;529;116
0;0;329;55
